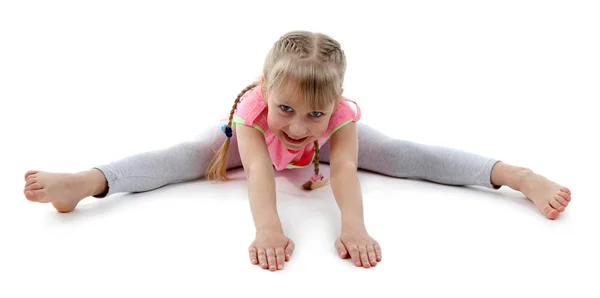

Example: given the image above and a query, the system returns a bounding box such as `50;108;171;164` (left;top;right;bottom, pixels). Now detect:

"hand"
249;230;294;271
335;228;382;268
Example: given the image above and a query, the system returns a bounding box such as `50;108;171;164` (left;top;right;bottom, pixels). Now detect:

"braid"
228;83;257;126
278;33;312;58
315;36;346;83
205;82;258;182
302;140;329;190
313;140;320;176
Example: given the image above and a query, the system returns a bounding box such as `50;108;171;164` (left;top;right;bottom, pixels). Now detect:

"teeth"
285;132;304;141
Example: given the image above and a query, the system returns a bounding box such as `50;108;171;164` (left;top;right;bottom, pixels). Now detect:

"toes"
248;246;258;265
257;249;268;269
275;248;285;270
24;190;35;201
558;190;571;202
266;249;277;271
374;243;382;262
554;195;569;207
25;189;48;203
25;177;37;187
359;246;370;268
347;245;361;267
549;198;566;212
560;187;571;196
285;240;294;261
542;205;559;220
25;174;37;183
335;237;348;259
24;170;38;180
367;245;377;267
25;178;42;190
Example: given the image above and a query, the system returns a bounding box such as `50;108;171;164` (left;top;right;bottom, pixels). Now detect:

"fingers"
257;248;268;269
335;237;348;259
248;246;258;265
285;239;295;261
251;238;294;271
275;247;285;270
252;246;286;271
266;248;277;271
339;235;382;268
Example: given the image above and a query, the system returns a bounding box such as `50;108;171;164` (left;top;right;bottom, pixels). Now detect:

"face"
265;85;338;150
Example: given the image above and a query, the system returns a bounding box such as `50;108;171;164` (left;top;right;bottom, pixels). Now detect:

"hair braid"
205;82;258;181
228;83;257;125
314;36;346;84
313;140;320;176
302;140;328;190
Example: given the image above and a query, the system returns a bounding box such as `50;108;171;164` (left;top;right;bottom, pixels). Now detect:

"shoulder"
326;96;362;137
233;85;267;125
232;85;269;135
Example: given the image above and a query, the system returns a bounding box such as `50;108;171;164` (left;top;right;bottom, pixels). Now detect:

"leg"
319;122;572;219
320;123;500;188
92;120;242;197
23;120;242;212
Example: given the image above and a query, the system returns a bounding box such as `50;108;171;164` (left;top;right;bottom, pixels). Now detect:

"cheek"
267;113;287;131
309;119;331;137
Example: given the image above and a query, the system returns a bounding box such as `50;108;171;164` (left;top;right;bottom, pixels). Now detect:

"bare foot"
491;163;572;220
517;170;572;220
23;169;107;213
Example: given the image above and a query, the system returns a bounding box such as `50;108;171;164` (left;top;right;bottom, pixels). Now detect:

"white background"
1;0;598;297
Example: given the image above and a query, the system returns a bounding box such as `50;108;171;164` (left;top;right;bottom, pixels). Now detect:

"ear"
341;87;344;95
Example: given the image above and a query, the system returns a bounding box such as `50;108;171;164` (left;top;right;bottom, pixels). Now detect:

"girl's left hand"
335;229;382;268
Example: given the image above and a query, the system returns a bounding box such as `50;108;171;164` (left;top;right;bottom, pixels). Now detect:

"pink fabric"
233;85;361;171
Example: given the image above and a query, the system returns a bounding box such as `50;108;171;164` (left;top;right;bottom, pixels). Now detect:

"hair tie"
310;174;324;183
221;124;233;138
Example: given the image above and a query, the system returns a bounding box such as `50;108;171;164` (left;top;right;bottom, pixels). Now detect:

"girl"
23;30;572;271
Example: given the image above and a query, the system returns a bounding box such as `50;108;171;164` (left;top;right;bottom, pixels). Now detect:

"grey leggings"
93;121;500;198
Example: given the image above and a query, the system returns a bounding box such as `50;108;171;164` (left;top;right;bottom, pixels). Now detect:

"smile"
283;132;308;144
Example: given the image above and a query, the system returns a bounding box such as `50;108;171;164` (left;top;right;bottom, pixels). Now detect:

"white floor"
2;1;599;297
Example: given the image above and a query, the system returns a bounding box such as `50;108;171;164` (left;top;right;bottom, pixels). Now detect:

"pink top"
232;85;361;171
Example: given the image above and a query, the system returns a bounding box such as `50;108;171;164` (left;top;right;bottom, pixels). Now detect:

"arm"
237;124;294;270
328;121;366;231
235;124;282;233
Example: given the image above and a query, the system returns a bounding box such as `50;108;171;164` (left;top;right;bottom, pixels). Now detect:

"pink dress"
232;85;361;171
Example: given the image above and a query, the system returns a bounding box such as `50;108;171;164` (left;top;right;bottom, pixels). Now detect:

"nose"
288;123;307;138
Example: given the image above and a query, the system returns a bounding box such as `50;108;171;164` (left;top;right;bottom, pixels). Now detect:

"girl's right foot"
23;169;108;213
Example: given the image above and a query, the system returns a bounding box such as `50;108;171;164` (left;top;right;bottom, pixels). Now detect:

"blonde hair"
205;30;347;189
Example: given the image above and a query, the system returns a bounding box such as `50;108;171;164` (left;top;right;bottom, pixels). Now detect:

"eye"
310;111;323;117
279;105;293;112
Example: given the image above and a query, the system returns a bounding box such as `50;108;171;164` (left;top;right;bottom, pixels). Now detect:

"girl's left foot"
517;171;571;220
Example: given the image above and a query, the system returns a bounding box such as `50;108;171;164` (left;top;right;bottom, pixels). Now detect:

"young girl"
23;30;571;271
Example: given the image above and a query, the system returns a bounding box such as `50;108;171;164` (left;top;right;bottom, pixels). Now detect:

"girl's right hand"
249;230;294;271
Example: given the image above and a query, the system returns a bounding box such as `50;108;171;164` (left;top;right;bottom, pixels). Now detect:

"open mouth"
283;132;308;144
